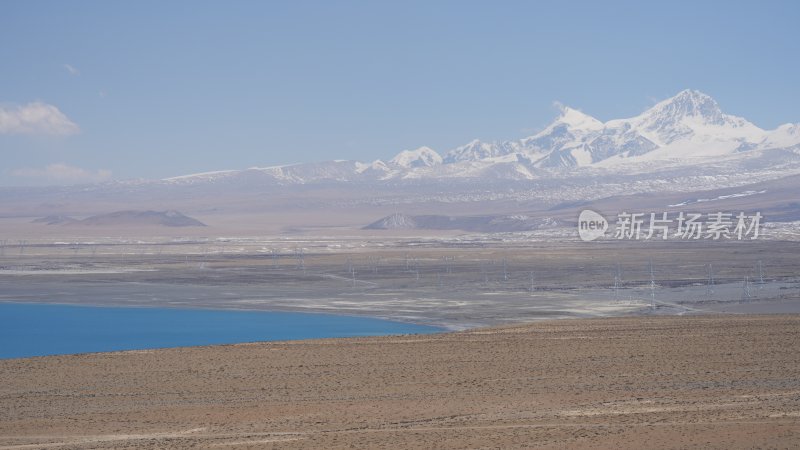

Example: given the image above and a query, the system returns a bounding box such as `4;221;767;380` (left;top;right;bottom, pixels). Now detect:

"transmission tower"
741;276;753;301
706;263;715;298
649;260;656;310
295;248;305;274
613;263;622;301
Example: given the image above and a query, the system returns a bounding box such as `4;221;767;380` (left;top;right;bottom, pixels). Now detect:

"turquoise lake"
0;303;442;359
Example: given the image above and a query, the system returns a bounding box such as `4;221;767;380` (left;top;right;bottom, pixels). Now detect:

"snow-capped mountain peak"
389;146;443;168
650;89;723;121
553;106;604;130
618;89;763;146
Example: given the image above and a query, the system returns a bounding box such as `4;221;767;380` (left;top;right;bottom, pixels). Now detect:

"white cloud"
63;63;80;76
0;102;80;136
11;163;112;184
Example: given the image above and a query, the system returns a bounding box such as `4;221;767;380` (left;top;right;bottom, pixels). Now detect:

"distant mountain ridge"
364;212;568;233
33;210;206;227
162;89;800;186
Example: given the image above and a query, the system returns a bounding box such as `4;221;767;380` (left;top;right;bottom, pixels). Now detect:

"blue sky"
2;0;799;185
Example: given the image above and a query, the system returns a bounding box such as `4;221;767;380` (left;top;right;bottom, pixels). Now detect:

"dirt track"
1;315;799;449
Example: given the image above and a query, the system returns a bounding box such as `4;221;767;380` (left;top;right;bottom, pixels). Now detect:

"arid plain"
1;315;799;449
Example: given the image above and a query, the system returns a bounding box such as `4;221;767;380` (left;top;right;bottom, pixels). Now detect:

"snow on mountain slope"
760;123;800;149
355;160;399;180
443;106;603;167
389;146;443;168
165;169;241;182
444;139;508;163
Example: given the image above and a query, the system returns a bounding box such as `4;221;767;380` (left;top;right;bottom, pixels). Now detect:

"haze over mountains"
4;89;800;232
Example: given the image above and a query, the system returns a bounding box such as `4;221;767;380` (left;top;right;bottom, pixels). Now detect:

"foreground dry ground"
1;315;799;449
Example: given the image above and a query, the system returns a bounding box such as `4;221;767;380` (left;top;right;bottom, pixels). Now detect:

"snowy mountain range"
164;89;800;186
